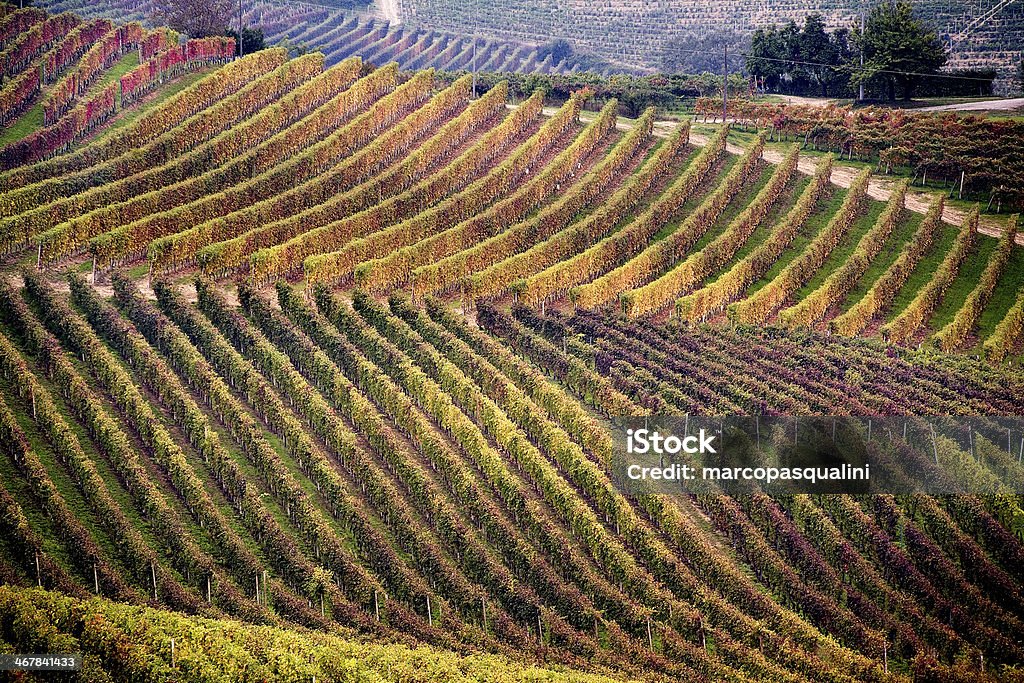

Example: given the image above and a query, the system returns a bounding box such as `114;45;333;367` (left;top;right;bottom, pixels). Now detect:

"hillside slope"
0;586;636;682
2;44;1021;356
33;0;622;75
394;0;1024;83
1;9;1024;681
0;266;1022;680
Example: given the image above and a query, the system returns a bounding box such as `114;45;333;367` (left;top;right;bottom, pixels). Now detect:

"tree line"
745;1;990;100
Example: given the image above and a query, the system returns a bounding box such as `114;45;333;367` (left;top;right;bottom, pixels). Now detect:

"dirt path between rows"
497;106;1019;244
676;123;1019;245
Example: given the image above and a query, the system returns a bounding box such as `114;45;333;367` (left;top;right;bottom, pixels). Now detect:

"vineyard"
33;0;615;75
2;28;1022;356
30;0;1024;84
0;586;638;682
386;0;1024;84
2;2;1024;681
0;270;1021;681
0;4;235;168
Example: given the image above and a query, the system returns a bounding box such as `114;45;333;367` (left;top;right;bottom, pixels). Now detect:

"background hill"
395;0;1024;86
32;0;1024;86
35;0;626;74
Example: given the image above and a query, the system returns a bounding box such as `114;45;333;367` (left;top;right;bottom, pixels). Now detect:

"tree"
780;20;808;93
692;72;720;98
852;1;946;101
746;16;851;97
747;27;787;92
226;26;264;56
800;16;850;97
151;0;232;39
276;37;309;59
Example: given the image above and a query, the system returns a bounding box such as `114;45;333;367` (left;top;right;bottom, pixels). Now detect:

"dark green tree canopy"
745;15;851;97
226;26;265;56
853;0;946;100
538;39;574;65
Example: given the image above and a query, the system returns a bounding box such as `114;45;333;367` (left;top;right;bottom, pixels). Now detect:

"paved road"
918;97;1024;112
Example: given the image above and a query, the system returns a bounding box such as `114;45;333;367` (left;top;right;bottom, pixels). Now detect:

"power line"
659;45;999;83
948;0;1018;49
243;0;1001;84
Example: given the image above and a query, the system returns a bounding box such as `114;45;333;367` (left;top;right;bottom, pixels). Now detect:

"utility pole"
859;4;865;101
472;34;478;99
238;0;244;59
722;43;728;122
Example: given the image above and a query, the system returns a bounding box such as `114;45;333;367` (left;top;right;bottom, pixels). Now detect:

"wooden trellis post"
930;423;938;464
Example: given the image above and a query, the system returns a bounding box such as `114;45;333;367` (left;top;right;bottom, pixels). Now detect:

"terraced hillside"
253;12;611;74
34;0;613;75
0;269;1023;682
394;0;1024;83
2;41;1021;358
3;10;1024;681
31;0;1024;83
